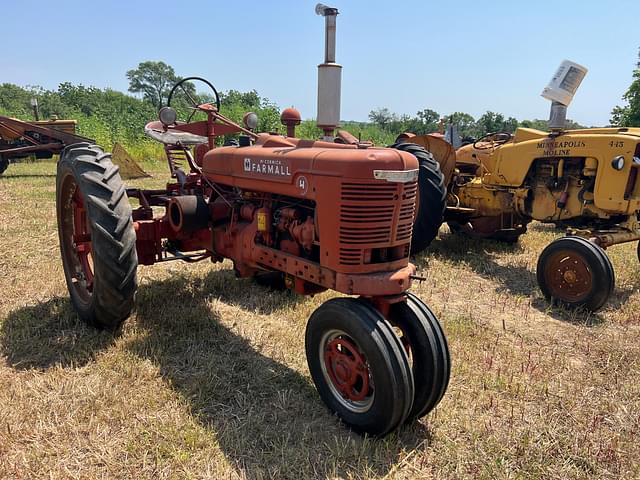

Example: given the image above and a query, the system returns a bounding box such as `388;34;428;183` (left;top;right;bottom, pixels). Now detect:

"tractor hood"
513;127;640;144
201;133;418;200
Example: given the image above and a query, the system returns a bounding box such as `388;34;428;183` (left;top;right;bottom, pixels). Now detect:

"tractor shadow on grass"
0;174;57;179
0;296;117;370
127;273;432;480
179;267;308;315
418;231;607;326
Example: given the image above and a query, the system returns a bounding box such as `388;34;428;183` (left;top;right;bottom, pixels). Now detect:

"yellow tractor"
404;61;640;311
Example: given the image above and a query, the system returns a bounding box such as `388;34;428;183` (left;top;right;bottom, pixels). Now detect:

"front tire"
390;142;446;255
537;236;614;312
305;298;414;436
387;293;450;421
56;143;138;329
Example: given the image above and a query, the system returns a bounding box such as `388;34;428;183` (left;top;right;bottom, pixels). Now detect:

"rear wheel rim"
60;174;94;304
320;329;374;413
543;250;593;302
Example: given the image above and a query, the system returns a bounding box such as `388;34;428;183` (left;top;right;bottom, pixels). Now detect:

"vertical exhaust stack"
541;60;588;132
315;4;341;139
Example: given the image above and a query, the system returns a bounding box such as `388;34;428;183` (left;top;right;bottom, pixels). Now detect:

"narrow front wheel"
387;293;450;421
305;298;414;436
537;236;614;311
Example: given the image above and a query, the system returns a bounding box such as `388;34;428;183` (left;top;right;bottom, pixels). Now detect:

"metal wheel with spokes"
305;297;414;437
57;143;138;329
320;329;375;414
537;236;614;312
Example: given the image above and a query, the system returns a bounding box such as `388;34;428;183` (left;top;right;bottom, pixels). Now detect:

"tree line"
367;108;586;140
0;61;282;154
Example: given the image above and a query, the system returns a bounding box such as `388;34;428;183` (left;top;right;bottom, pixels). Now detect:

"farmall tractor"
55;5;449;437
406;61;640;311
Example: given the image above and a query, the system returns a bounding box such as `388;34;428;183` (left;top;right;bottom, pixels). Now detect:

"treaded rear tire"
56;143;138;330
390;142;446;255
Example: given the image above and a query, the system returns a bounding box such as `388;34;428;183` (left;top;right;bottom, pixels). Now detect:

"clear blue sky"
3;0;639;126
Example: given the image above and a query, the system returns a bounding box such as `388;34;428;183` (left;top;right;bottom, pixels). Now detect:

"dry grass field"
1;159;639;479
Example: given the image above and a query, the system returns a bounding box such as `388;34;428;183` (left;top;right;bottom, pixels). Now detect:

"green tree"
368;107;395;130
475;111;519;136
126;61;183;110
443;112;476;138
408;108;440;134
519;118;549;130
611;48;640;127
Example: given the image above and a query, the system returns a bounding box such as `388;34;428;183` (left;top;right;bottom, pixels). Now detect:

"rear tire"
56;143;138;330
537;236;614;312
305;297;414;436
387;293;450;421
390;142;446;255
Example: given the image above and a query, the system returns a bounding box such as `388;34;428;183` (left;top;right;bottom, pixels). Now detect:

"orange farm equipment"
55;5;449;436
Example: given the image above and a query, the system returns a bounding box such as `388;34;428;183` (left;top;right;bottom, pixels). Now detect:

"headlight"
159;106;177;126
612;155;625;170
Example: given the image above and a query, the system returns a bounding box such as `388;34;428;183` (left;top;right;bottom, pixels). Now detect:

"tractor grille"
338;180;417;265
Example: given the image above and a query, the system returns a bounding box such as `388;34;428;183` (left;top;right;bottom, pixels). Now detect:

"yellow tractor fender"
396;133;456;186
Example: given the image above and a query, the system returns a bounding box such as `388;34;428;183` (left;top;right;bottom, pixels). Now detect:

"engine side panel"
202;136;419;275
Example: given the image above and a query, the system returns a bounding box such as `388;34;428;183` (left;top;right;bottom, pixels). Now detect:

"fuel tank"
202;133;418;200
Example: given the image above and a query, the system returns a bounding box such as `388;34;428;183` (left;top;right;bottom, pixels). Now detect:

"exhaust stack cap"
541;60;588;107
315;3;338;16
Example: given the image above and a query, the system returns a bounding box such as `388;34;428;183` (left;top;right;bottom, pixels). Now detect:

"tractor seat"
144;121;207;145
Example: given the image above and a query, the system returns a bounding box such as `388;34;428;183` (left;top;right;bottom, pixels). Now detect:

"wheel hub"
323;336;370;402
544;251;592;302
563;269;578;284
60;176;95;304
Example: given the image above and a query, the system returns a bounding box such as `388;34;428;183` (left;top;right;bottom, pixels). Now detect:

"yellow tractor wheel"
537;236;614;312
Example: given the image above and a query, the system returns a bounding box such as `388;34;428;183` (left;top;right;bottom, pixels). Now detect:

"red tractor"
55;7;449;437
55;82;449;436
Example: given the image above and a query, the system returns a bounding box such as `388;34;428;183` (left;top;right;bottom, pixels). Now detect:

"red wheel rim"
60;174;94;303
543;250;593;302
323;336;370;402
319;330;374;412
72;188;94;291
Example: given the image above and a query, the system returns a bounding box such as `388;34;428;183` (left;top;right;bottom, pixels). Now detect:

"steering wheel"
473;132;512;150
167;77;221;123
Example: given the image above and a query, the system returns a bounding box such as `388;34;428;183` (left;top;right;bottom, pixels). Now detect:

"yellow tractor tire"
537;236;614;312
